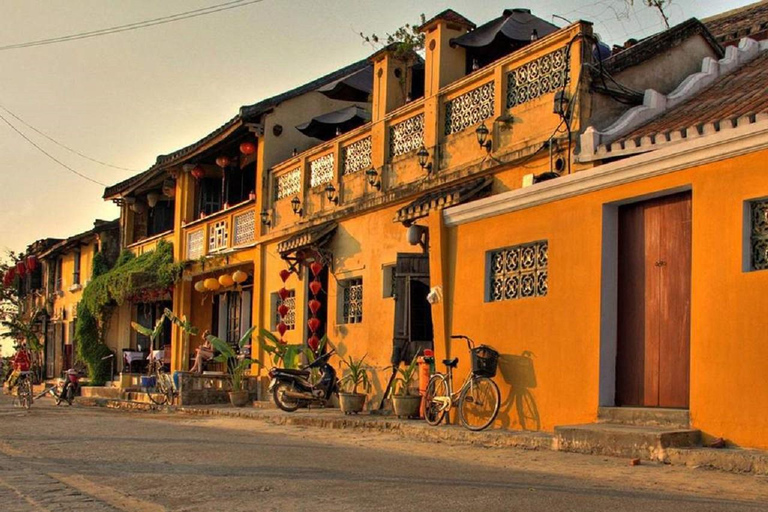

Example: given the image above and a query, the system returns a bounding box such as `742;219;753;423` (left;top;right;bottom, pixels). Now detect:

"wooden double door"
616;192;692;408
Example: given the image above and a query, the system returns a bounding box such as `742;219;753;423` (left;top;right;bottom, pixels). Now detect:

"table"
123;351;147;373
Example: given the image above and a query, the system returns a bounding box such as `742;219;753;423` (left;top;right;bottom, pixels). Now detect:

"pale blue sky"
0;0;755;258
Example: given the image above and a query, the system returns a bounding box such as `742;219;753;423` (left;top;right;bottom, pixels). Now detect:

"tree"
627;0;671;29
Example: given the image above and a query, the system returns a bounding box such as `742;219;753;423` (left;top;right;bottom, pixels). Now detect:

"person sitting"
189;331;214;374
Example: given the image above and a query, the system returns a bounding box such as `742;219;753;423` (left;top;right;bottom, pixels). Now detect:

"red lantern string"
307;261;324;354
276;269;292;344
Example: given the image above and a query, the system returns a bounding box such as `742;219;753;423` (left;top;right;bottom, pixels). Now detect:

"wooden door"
616;192;691;408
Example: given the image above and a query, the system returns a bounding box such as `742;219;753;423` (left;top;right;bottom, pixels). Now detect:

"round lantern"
232;270;248;284
218;274;235;288
309;281;322;296
308;299;321;315
307;335;320;352
203;278;220;291
191;165;205;180
310;262;323;277
25;255;38;272
215;156;231;168
308;317;321;333
146;192;161;208
239;141;256;155
194;281;206;293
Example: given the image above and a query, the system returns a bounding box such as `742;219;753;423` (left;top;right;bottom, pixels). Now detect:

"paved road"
0;394;766;511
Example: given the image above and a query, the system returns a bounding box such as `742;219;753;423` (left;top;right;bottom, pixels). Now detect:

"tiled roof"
704;0;768;47
39;219;119;258
394;177;492;223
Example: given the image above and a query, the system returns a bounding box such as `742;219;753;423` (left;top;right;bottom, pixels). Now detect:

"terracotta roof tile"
704;1;768;47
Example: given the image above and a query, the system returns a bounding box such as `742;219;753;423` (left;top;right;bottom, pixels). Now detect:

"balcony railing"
183;200;257;260
127;230;174;256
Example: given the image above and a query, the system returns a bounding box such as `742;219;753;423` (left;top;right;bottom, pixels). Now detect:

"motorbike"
268;350;339;412
54;369;80;405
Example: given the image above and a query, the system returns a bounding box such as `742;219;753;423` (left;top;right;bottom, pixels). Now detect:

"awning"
316;64;373;102
394;177;492;224
278;222;337;260
451;9;558;49
296;106;371;141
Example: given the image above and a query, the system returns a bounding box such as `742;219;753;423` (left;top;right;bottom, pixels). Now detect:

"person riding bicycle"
6;344;32;392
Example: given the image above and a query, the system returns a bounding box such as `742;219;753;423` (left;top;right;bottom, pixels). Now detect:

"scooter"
268;350;339;412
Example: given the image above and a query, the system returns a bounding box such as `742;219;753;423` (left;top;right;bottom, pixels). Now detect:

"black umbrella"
316;65;373;102
296;106;371;141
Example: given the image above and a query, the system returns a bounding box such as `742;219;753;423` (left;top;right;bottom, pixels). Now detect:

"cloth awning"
278;222;337;259
451;9;559;49
296;106;371;141
316;65;373;102
394;177;492;224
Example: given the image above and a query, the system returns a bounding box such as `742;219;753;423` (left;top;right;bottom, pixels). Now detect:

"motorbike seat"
443;358;459;368
275;368;310;376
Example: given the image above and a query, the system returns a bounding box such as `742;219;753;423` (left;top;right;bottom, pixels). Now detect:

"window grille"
506;48;568;109
310;154;335;188
276;168;301;200
187;229;204;259
389;113;424;158
444;81;495;136
273;290;296;330
488;241;548;302
233;210;255;246
343;136;372;175
341;278;363;324
208;220;228;252
751;200;768;270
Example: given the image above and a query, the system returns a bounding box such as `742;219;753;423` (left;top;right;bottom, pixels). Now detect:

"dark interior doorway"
392;252;433;365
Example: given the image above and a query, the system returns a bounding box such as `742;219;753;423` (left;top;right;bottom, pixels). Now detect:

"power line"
0;111;106;186
0;0;265;51
0;103;139;172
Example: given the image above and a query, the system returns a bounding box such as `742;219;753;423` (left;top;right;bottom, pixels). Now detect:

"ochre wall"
445;149;768;448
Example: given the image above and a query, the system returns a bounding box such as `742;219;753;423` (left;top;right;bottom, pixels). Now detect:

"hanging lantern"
16;261;26;277
310;262;323;277
307;335;320;352
25;255;38;272
162;179;176;198
232;270;248;284
308;317;321;333
215;156;231;168
308;299;321;315
191;165;205;180
146;192;161;208
277;322;288;337
194;281;206;293
278;303;289;318
129;201;146;214
218;274;235;288
239;141;256;155
278;287;290;300
279;269;291;282
203;278;220;291
309;281;322;296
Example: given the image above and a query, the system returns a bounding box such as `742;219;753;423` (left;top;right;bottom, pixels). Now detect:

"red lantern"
278;287;290;300
26;255;38;272
308;299;321;315
239;141;256;155
307;335;320;352
310;262;323;277
191;165;205;180
278;304;289;318
277;322;288;337
308;317;321;333
215;156;231;168
16;261;26;277
309;281;322;296
279;269;291;282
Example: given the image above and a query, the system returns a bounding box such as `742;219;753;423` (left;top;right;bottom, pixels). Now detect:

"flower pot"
339;392;366;414
392;395;422;419
229;390;250;407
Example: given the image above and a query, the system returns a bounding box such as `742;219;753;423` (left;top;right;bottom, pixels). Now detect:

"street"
0;394;766;511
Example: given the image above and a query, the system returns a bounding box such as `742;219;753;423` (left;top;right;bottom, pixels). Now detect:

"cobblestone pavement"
1;393;767;511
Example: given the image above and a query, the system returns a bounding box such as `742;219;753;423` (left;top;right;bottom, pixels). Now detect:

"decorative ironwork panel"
233;210;255;246
342;278;363;324
389;113;424;158
275;168;301;200
488;240;548;302
751;200;768;270
274;290;295;330
208;220;228;252
343;136;372;175
445;81;496;136
310;153;335;188
506;48;568;109
186;230;204;260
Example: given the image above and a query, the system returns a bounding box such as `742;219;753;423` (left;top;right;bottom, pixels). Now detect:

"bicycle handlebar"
450;334;475;350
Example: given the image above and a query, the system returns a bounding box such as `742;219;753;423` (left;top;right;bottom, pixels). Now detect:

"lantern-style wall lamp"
475;122;492;153
260;210;272;227
324;183;338;204
365;168;381;190
291;196;303;216
416;145;433;174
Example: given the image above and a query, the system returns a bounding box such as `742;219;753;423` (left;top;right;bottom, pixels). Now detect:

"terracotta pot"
392;395;422;419
229;390;250;407
339;393;366;414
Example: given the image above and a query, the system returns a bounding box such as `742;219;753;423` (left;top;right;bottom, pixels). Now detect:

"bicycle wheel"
17;378;32;410
147;372;170;406
458;376;500;431
424;374;449;426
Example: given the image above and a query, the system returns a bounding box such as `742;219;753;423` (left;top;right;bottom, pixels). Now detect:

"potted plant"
338;354;370;414
130;318;165;389
391;358;421;418
207;326;257;407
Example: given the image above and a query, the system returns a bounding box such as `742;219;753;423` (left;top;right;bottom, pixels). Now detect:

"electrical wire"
0;0;265;51
0;111;106;186
0;103;139;172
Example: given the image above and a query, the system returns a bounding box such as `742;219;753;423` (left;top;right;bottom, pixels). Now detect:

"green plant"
130;317;165;351
339;354;371;394
393;358;419;397
207;326;257;392
164;308;199;368
75;302;112;385
259;328;305;369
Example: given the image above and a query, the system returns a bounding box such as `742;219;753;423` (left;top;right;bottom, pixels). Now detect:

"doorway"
392;253;433;365
615;191;692;408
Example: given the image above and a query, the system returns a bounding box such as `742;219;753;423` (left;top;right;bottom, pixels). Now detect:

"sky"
0;0;755;256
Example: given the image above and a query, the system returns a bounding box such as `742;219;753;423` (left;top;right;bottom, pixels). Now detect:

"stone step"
79;386;122;399
598;406;689;428
554;423;701;461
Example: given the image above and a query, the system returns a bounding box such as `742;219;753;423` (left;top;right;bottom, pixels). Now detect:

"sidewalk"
77;396;768;476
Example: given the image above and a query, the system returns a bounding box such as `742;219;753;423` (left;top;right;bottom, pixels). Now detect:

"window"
55;258;63;291
147;200;174;236
73;251;81;285
272;290;296;330
750;199;768;270
487;240;548;302
340;278;363;324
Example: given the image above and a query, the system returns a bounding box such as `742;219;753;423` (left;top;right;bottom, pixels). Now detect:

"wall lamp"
365;168;381;190
260;210;272;227
475;122;492;152
416;145;433;174
324;183;339;204
291;196;303;216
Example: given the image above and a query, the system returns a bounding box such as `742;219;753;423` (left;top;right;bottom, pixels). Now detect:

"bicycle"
144;357;175;406
423;335;501;431
12;371;34;409
34;370;79;406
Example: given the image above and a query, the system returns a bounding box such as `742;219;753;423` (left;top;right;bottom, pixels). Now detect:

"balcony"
182;199;257;260
127;230;174;257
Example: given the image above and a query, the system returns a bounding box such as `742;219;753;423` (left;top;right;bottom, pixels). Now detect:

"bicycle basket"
470;345;499;378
